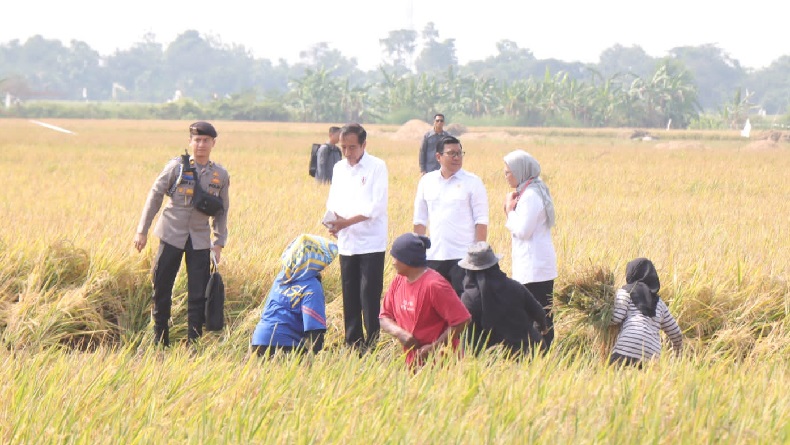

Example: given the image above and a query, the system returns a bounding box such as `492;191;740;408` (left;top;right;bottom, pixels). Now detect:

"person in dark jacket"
459;242;548;356
315;126;342;184
418;114;449;175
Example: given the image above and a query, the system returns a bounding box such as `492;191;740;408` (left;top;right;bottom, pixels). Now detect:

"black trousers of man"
339;252;385;351
427;259;465;297
525;280;555;348
151;237;210;346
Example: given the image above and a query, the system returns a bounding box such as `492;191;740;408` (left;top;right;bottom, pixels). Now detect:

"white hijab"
503;150;556;228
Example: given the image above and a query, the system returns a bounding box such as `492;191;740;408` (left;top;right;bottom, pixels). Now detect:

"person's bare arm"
416;320;468;361
380;317;419;350
474;224;487;242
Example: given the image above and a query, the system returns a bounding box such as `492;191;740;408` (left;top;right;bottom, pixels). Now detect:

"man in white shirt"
326;123;388;351
413;135;489;296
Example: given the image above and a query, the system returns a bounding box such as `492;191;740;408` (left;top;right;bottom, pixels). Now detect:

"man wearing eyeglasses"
419;114;450;175
413;135;489;296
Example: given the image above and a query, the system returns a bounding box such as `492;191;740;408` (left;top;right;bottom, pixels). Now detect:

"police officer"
134;121;230;346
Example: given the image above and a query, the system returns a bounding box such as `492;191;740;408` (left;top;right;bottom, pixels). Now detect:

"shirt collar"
439;168;466;181
189;157;214;172
346;151;370;169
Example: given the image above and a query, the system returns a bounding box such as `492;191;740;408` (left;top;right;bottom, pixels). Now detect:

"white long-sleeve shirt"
326;152;388;255
505;188;557;283
413;169;489;261
610;289;683;360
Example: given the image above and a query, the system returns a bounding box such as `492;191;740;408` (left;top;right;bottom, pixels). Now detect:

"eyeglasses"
442;151;465;159
435;119;444;122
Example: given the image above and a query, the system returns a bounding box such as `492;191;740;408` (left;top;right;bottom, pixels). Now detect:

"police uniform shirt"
137;157;230;250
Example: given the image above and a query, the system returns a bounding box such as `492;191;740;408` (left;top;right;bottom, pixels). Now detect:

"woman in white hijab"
503;149;558;347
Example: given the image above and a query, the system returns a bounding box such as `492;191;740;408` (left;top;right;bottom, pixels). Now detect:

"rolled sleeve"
470;178;490;225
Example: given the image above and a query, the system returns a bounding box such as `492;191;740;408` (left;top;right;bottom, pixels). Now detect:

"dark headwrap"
622;258;660;317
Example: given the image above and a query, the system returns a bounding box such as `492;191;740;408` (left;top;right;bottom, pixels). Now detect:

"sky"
3;0;788;71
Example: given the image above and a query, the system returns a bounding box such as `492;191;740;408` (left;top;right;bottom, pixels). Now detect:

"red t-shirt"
380;268;471;365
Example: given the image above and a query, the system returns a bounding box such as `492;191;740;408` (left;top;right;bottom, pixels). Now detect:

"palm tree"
287;68;342;122
721;88;756;130
339;79;370;122
627;62;699;128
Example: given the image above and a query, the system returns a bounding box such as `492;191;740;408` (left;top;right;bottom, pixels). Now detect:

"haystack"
389;119;431;141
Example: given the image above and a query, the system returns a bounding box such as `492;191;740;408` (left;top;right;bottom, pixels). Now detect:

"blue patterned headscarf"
279;234;339;284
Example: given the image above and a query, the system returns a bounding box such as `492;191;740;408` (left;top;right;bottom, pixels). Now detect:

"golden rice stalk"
554;266;618;359
555;266;617;329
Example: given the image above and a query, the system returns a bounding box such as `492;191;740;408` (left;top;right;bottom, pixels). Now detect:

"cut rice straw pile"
554;266;619;359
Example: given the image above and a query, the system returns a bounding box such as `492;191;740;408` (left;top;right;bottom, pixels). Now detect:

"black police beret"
189;121;218;138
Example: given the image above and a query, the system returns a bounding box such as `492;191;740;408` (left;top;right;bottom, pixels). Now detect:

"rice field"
1;118;789;443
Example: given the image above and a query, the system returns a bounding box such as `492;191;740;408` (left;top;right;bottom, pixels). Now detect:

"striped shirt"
610;289;682;360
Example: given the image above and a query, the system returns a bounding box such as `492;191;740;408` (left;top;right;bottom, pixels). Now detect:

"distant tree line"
1;24;789;129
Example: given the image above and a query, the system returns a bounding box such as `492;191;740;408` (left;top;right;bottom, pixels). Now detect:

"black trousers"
151;237;210;345
610;352;643;369
426;259;465;297
253;345;297;357
339;252;385;350
525;280;555;348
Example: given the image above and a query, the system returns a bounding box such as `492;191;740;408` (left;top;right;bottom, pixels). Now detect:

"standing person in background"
413;135;489;296
380;233;471;367
503;149;557;348
325;123;388;352
610;258;683;367
134;121;230;346
418;113;449;175
315;126;342;184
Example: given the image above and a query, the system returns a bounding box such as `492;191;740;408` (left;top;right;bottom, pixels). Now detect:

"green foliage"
1;29;786;120
688;114;727;130
11;31;790;128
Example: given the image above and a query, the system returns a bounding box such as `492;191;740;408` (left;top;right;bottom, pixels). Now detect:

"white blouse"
505;188;557;284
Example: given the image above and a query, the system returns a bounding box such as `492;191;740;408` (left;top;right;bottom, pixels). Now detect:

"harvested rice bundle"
554;266;619;358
